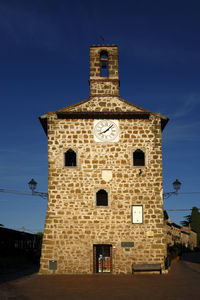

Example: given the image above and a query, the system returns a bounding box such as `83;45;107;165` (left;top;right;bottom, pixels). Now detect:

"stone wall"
89;45;119;97
64;97;145;113
189;230;198;249
39;112;167;274
89;80;119;97
181;226;197;250
165;223;197;250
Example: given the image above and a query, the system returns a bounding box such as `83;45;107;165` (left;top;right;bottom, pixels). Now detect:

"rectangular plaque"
132;205;143;224
49;260;57;270
147;231;154;237
121;242;134;248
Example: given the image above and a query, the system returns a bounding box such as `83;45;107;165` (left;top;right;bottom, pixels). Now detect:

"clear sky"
0;0;200;233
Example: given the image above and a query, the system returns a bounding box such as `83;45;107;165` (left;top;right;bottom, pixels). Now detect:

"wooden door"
93;244;112;273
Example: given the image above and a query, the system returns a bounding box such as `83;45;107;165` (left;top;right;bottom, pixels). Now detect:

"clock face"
94;120;119;142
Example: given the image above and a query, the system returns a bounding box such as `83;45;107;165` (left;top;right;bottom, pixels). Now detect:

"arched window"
133;149;145;166
100;50;108;77
96;189;108;206
65;149;77;167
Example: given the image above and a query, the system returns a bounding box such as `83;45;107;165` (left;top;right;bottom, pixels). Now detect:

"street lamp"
163;179;182;199
28;178;48;199
28;178;37;192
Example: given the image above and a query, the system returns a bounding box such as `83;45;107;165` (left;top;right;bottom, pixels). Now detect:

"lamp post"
27;178;181;200
163;179;182;199
28;179;48;199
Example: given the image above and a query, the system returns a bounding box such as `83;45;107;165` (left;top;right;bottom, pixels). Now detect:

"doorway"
93;244;112;273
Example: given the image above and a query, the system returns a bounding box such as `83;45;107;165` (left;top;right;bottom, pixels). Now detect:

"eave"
56;111;150;119
39;111;169;135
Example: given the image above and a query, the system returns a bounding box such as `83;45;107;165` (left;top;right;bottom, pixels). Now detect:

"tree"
190;207;200;245
36;232;43;238
181;207;200;245
180;214;191;226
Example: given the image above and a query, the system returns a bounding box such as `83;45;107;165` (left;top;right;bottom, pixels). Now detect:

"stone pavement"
0;253;200;300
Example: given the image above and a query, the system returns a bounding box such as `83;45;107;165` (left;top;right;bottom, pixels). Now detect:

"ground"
0;253;200;300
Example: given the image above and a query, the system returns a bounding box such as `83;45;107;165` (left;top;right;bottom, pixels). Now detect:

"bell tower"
89;45;120;97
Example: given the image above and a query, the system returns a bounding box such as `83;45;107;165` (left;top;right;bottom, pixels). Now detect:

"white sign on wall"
132;205;143;224
102;170;112;182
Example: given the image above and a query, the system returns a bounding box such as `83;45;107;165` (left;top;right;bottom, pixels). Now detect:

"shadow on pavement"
181;252;200;264
0;263;39;284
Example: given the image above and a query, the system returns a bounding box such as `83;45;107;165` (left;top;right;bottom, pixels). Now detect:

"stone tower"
39;44;169;274
89;45;119;97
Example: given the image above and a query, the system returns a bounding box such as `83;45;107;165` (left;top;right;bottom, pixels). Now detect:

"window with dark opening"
65;149;77;167
100;50;108;77
96;189;108;206
133;149;145;166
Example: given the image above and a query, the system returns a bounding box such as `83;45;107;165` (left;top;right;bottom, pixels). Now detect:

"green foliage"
180;214;191;226
36;232;43;238
190;207;200;244
168;244;182;260
181;207;200;245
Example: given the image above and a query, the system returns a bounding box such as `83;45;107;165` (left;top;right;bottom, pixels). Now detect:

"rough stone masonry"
39;45;169;274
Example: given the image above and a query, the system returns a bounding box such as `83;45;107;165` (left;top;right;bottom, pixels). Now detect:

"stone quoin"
39;45;169;274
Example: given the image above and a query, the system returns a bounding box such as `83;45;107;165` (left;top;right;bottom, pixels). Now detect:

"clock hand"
100;124;113;134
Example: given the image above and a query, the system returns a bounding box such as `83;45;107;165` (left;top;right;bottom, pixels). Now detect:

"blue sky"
0;0;200;232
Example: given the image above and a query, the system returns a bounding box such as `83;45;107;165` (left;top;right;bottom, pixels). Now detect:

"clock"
94;120;119;142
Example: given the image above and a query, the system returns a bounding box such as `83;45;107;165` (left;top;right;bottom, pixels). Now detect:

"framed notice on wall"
132;205;143;224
